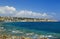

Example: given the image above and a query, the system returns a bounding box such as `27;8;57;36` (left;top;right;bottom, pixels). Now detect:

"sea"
0;22;60;37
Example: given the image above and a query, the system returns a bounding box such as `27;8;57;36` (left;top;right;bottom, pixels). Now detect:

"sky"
0;0;60;21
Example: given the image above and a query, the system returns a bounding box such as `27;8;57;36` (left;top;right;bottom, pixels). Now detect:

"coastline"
0;16;58;22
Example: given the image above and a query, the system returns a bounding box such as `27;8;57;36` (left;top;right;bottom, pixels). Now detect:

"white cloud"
0;6;53;18
0;6;16;14
0;6;16;16
15;10;52;18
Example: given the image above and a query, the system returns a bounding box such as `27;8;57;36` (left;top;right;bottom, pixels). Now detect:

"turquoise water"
0;22;60;37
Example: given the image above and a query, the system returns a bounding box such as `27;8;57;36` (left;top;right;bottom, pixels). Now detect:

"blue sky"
0;0;60;21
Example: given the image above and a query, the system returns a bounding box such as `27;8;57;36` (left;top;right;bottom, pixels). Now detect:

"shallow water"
0;22;60;37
